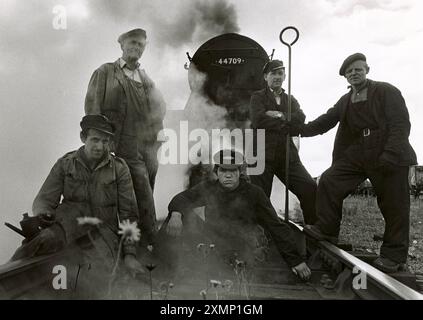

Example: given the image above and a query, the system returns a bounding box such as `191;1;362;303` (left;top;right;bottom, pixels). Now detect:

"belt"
363;128;371;137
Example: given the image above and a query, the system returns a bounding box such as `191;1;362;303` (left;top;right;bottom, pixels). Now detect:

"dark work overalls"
316;96;410;263
115;69;160;244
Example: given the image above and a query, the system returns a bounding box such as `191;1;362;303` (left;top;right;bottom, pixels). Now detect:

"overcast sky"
0;0;422;262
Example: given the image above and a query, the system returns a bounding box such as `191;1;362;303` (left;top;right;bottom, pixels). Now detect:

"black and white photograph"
0;0;422;303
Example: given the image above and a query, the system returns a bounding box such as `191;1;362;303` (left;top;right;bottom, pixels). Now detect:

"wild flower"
200;289;207;300
77;216;102;226
108;219;141;297
210;279;221;288
118;219;141;242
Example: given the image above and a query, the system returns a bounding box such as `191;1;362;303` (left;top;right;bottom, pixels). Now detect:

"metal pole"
279;26;300;222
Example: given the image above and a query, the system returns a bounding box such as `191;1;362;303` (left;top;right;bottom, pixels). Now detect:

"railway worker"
249;59;317;225
84;28;166;247
288;53;417;273
164;149;312;281
11;115;144;279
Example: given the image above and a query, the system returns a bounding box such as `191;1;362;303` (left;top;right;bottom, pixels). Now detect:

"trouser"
118;141;160;244
316;156;410;263
250;159;317;225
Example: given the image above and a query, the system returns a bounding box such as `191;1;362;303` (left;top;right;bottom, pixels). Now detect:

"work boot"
303;225;338;244
372;256;400;273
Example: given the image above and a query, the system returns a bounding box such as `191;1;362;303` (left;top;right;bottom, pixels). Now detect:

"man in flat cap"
85;28;166;247
11;115;143;297
248;59;317;225
289;53;417;273
163;149;312;281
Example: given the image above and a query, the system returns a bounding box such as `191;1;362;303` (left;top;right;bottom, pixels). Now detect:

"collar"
348;79;369;94
269;86;284;95
76;146;112;171
119;57;140;70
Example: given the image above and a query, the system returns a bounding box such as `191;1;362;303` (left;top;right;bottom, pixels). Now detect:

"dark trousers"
316;156;410;263
250;159;317;225
118;141;160;243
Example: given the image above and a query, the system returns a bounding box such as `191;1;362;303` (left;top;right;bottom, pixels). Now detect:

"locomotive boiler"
185;33;271;127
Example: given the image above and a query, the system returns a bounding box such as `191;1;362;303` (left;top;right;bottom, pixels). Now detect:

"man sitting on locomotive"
10;115;144;296
164;149;312;281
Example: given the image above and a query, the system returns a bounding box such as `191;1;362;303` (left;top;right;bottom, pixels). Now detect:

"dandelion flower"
200;289;207;299
77;216;102;226
118;219;141;242
210;280;221;287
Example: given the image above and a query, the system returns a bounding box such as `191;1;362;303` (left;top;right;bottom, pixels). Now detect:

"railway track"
0;221;422;300
288;221;423;300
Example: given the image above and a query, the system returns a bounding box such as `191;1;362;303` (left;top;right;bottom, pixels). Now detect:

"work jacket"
249;87;306;163
32;147;138;256
301;79;417;166
84;59;166;149
168;179;304;268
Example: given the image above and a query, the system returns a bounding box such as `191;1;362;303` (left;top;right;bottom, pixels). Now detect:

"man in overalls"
289;53;417;273
85;28;166;246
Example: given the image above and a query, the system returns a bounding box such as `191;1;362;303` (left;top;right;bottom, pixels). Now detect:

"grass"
340;196;423;274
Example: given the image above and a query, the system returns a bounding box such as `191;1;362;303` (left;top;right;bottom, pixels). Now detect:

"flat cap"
213;149;244;170
80;115;115;136
263;59;284;74
117;28;147;44
339;53;366;76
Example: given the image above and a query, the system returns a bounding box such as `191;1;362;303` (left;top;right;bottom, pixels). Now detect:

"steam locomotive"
185;33;271;126
0;33;276;299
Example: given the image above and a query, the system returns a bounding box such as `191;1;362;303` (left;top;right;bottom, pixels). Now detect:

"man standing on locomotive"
249;60;317;225
288;53;417;273
84;28;166;247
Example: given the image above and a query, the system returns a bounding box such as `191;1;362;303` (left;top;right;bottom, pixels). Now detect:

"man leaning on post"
249;59;317;225
288;53;417;273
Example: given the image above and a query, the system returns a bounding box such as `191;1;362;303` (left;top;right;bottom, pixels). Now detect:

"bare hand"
124;255;145;277
265;110;285;120
292;262;311;281
166;212;183;237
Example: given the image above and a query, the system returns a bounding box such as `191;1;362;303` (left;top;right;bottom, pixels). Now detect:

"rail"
289;220;423;300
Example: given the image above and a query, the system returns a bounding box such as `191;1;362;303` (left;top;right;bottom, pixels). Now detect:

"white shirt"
119;58;142;83
269;87;283;105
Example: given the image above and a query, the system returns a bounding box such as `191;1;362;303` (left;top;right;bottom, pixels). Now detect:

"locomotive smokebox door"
186;33;270;124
